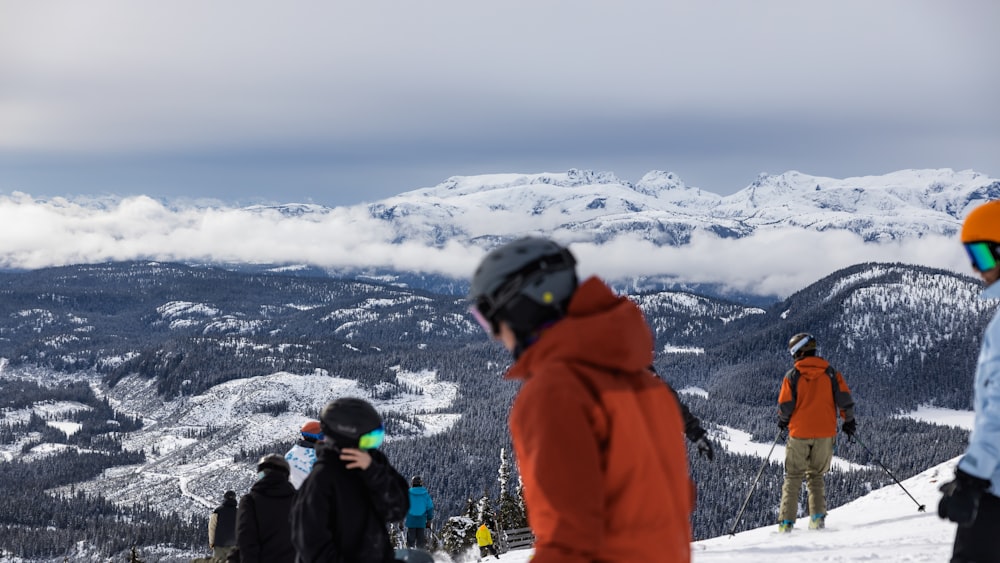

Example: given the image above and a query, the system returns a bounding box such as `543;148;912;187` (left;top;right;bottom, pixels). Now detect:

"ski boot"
809;513;826;530
777;519;794;533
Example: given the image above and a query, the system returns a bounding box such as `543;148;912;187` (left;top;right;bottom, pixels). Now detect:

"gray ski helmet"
257;454;290;475
320;397;383;447
788;332;817;359
469;237;577;335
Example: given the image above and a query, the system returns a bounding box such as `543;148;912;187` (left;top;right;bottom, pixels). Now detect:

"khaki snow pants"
779;436;833;522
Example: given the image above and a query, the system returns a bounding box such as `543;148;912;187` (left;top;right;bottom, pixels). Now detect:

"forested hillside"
0;261;993;559
0;377;201;559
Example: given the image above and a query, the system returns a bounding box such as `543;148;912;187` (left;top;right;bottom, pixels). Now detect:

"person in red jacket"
468;237;694;563
777;332;856;532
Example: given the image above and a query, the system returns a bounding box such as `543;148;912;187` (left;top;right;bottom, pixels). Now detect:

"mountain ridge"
0;167;995;300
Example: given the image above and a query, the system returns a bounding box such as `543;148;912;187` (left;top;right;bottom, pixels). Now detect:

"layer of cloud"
0;194;971;297
572;230;969;297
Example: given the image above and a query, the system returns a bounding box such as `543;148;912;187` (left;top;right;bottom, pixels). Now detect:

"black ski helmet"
788;332;817;359
257;454;290;475
320;397;383;448
469;237;577;342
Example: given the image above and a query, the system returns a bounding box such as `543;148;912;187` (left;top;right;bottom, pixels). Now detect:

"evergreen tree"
388;522;405;550
462;497;477;520
439;516;476;557
516;474;528;527
496;448;527;530
475;490;496;528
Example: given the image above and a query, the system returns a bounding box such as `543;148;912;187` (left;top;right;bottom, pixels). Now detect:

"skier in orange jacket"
776;332;856;532
469;237;694;563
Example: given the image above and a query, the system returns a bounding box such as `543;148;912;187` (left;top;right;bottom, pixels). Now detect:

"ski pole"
728;429;784;536
850;434;926;512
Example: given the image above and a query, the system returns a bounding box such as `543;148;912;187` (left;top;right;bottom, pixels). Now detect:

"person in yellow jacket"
476;522;501;560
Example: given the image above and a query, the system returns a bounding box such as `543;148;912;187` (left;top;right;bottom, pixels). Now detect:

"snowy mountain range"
0;167;997;298
364;167;999;246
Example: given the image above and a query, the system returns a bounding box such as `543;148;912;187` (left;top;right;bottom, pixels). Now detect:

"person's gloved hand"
426;519;432;531
778;419;789;439
695;436;715;461
841;419;857;436
686;425;707;445
938;467;991;527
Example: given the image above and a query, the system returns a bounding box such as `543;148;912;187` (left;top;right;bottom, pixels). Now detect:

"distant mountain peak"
426;169;624;197
365;167;997;248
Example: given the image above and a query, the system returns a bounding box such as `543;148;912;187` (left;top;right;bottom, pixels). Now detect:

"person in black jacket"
651;366;715;461
208;490;238;562
235;454;297;563
291;397;409;563
668;384;715;461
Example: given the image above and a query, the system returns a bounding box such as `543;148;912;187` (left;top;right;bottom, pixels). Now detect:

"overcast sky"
2;1;998;208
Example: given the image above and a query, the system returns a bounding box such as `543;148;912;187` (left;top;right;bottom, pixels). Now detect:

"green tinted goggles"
964;241;1000;272
358;426;385;450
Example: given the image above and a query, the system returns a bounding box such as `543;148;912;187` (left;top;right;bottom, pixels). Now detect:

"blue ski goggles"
964;241;1000;272
358;426;385;450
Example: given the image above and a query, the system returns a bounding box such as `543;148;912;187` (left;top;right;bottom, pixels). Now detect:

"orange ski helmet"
300;419;323;441
962;200;1000;244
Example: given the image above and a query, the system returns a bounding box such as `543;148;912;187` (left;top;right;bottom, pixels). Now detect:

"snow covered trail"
144;470;215;509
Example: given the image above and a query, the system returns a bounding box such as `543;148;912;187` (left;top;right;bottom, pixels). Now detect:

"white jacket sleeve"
959;302;1000;496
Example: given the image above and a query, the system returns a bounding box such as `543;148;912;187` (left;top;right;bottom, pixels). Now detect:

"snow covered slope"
487;456;964;563
11;368;460;518
692;456;961;562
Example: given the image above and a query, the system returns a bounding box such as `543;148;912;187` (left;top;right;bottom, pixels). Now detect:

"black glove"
694;436;714;461
777;420;789;440
685;424;707;444
841;419;857;436
938;467;991;527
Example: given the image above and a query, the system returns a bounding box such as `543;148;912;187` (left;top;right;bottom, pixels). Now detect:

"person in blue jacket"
939;199;1000;563
405;476;434;549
